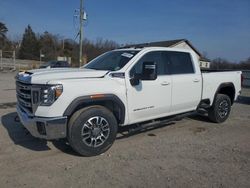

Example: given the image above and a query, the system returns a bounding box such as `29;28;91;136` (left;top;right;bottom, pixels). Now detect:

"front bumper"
17;105;67;140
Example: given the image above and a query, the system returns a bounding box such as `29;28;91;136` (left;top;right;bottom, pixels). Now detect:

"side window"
130;51;168;77
164;52;194;74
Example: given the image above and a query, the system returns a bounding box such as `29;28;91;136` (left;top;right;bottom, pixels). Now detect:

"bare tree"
211;57;250;70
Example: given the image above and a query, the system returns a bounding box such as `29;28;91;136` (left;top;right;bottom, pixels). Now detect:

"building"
125;39;211;69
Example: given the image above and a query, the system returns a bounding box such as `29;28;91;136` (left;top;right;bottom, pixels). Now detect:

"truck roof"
115;46;195;54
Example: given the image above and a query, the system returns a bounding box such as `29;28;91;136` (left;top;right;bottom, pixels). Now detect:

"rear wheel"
208;94;231;123
68;106;118;156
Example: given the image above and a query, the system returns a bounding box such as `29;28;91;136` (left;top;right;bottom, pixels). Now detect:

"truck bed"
201;71;242;104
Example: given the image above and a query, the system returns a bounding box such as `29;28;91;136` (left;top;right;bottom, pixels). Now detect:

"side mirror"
141;61;157;80
129;61;157;86
130;73;140;86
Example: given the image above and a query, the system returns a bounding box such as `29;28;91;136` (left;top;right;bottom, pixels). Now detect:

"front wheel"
208;94;231;123
68;106;118;156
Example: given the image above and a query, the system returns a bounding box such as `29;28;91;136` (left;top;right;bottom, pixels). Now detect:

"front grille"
16;81;33;113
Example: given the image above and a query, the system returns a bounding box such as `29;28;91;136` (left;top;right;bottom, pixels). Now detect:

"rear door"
163;51;202;113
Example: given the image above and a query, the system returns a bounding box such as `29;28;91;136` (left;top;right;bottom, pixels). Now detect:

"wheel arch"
213;83;235;105
63;94;126;125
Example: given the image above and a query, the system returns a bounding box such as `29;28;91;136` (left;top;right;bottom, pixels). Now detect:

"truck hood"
17;68;109;84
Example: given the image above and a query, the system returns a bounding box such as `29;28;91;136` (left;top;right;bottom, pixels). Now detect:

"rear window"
163;51;194;74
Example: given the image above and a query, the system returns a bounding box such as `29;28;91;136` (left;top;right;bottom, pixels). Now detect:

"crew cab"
16;47;242;156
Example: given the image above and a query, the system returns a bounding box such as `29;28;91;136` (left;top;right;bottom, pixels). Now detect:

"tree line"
0;21;249;69
0;22;119;66
209;57;250;70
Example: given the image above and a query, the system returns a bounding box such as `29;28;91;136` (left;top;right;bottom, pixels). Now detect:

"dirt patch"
190;127;207;134
0;102;16;109
147;133;157;137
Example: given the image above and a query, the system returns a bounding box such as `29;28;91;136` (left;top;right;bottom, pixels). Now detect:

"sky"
0;0;249;62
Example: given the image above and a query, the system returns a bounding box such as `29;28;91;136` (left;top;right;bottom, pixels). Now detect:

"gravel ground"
0;72;16;104
0;72;250;188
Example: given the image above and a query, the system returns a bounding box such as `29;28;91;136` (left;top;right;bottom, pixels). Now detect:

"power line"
74;32;80;42
73;10;80;32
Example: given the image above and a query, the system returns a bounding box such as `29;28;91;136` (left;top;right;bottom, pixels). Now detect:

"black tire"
208;94;231;123
68;105;118;156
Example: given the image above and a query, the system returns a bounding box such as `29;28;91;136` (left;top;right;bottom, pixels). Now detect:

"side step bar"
124;111;197;135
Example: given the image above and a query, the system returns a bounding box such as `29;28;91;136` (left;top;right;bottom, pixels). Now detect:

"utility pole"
79;0;84;67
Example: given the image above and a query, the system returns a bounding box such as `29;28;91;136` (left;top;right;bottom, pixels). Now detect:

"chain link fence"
0;50;43;71
0;50;16;71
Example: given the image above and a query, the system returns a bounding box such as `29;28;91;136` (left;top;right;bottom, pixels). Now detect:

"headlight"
40;85;63;106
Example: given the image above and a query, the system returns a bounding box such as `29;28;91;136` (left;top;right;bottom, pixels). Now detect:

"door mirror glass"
141;61;157;80
130;73;140;86
130;61;157;86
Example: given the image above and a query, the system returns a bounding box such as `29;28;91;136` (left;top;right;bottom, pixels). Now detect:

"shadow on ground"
1;112;79;156
1;112;180;155
187;114;212;123
1;112;50;151
236;96;250;105
117;122;175;139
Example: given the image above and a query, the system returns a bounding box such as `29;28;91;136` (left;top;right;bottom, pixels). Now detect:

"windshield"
84;50;139;71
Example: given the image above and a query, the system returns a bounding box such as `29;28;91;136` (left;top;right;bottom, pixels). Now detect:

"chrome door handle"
193;79;200;83
161;82;170;86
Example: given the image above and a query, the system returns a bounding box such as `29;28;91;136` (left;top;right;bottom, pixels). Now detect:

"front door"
126;51;172;124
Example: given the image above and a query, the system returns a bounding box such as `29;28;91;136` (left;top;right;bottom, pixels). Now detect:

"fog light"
36;122;46;135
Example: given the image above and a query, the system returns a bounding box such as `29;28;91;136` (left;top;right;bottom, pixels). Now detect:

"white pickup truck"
16;47;242;156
